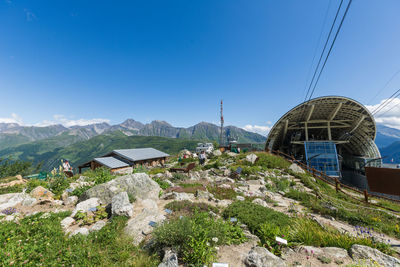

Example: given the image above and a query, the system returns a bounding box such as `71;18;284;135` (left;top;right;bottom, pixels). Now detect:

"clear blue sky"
1;0;400;133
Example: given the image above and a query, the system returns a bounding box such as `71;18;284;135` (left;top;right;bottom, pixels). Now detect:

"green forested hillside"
0;131;200;170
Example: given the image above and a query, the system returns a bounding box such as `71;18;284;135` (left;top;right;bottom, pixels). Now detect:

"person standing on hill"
199;151;206;165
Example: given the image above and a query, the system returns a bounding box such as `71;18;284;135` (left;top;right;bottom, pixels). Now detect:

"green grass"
153;212;246;265
0;212;158;266
165;200;219;216
207;185;238;200
153;177;171;190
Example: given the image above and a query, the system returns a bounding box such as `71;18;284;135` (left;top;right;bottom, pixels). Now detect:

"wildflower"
212;237;219;243
311;250;314;254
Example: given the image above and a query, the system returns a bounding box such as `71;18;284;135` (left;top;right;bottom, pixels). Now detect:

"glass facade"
304;141;340;177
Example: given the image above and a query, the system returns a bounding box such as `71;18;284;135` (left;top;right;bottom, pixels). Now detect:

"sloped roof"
112;148;169;162
94;157;129;169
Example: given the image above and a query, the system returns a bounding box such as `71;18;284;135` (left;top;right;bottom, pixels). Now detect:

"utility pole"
220;100;224;146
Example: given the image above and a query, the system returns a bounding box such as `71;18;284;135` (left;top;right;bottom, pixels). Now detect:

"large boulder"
111;192;133;217
350;244;400;267
124;208;166;245
30;186;55;200
162;192;195;201
244;246;285;267
0;193;31;210
80;173;161;204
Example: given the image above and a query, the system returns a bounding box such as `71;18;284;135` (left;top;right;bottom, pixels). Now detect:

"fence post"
364;190;369;203
335;178;340;192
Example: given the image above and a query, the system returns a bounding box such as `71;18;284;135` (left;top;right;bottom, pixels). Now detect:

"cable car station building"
266;96;381;181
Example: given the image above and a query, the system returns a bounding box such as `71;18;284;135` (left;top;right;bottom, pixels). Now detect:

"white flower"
212;237;219;243
206;242;210;246
215;246;219;251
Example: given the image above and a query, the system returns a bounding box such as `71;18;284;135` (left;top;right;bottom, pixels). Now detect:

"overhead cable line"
367;68;400;105
306;0;353;102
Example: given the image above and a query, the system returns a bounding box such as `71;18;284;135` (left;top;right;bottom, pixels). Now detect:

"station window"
304;141;340;177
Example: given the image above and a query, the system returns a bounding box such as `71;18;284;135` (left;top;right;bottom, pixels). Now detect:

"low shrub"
289;218;394;255
153;177;171;190
207;185;238;200
84;167;116;185
148;167;166;175
222;201;292;233
71;185;93;198
171;173;187;182
153;212;246;265
0;212;158;266
165;200;219;215
48;175;70;197
25;179;48;193
0;184;24;194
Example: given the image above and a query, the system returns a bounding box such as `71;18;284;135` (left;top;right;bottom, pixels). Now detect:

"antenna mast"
220;100;224;146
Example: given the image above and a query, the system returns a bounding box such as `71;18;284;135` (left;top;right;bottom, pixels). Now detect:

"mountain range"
0;119;266;170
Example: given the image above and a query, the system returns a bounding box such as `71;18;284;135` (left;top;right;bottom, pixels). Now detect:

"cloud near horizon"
0;113;23;124
34;115;110;127
242;124;272;136
366;98;400;130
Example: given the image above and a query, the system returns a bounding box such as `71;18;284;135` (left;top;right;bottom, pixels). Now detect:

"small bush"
48;176;70;197
222;201;292;233
153;212;246;265
148;168;166;175
153;177;171;190
0;184;24;194
165;200;219;215
171;173;187;182
84;167;116;185
207;185;238;200
71;185;93;198
25;179;48;193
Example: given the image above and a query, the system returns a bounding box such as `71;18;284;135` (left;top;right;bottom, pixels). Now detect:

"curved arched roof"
266;96;380;159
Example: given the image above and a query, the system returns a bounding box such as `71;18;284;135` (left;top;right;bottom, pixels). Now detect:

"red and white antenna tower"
220;100;224;146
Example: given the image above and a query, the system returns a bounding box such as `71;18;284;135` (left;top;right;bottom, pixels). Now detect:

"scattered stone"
236;196;245;201
113;167;133;175
216;199;232;208
64;196;78;206
140;199;158;210
158;248;178;267
21;195;37;206
195;190;214;200
71;197;100;217
252;198;268;207
165;171;173;179
246;154;258;164
53;200;64;206
80;173;161;204
30;186;55;200
124;208;166;245
288;163;305;174
162;192;195;201
90;220;107;232
111;192;134;217
0;193;31;210
71;227;89;236
223;169;231;177
60;217;75;230
218;184;232;189
244;246;285;267
350;244;400;267
226;152;238;157
213;150;222;157
301;246;349;261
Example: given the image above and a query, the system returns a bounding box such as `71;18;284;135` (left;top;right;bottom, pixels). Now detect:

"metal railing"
270;150;400;209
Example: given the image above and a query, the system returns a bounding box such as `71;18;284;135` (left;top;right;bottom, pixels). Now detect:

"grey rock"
158;248;178;267
246;154;258;164
244;246;285;267
111;192;133;217
213;150;222;157
71;227;89;236
350;244;400;267
216;199;232;208
21;195;37;206
0;193;26;210
53;200;64;206
252;198;268;207
90;220;107;232
301;246;349;260
195;190;214;200
289;163;305;174
236;196;245;201
125;208;166;245
64;196;78;206
80;173;161;204
162;192;194;201
71;198;100;217
60;217;75;230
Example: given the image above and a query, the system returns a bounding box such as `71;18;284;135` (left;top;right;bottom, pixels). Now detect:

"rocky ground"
1;151;400;266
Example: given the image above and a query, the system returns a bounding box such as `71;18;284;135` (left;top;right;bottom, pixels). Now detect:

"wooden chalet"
78;148;169;173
